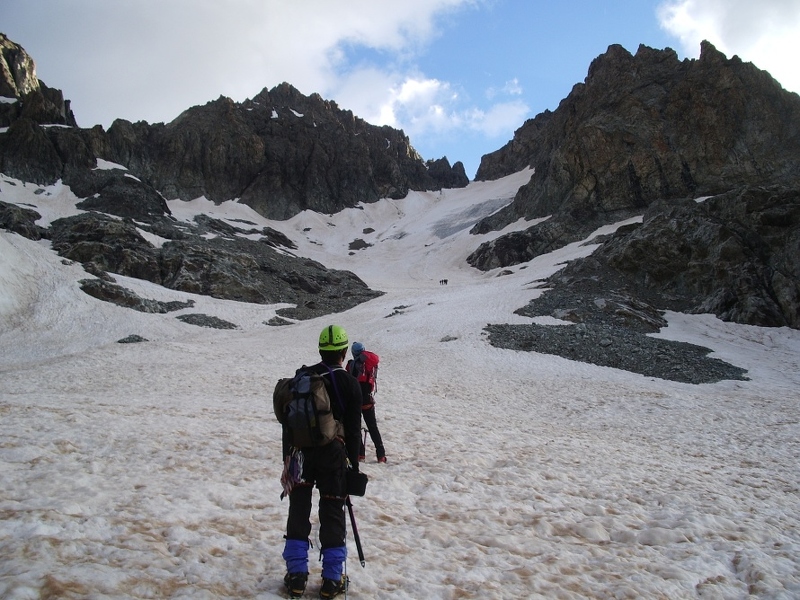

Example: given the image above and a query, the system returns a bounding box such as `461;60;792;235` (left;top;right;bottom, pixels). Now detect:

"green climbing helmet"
319;324;349;351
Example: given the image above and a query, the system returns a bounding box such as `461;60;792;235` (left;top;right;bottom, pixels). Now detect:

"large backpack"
350;350;379;393
273;365;344;447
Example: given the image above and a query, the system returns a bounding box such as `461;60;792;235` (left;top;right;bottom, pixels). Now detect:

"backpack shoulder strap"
318;362;345;414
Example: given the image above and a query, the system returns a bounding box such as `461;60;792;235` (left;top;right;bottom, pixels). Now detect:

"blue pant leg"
321;545;347;581
283;538;310;575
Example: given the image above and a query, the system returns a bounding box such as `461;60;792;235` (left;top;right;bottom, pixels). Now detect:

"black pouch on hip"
346;470;369;496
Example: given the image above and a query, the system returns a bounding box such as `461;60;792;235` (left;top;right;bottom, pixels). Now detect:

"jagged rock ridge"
470;42;800;258
466;41;800;330
83;84;468;220
0;33;467;221
0;33;77;128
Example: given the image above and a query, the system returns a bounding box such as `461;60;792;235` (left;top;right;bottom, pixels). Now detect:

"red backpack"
351;350;379;393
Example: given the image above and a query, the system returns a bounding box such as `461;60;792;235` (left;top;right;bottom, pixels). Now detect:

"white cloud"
467;100;529;137
374;76;460;134
503;78;523;96
657;0;800;93
335;72;527;143
8;0;477;127
486;78;523;100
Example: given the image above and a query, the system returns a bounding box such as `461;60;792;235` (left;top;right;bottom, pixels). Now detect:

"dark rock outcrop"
0;114;97;185
485;321;749;384
426;157;469;189
470;42;800;269
0;199;49;240
46;211;383;319
175;314;238;329
71;169;172;222
49;213;162;282
118;335;149;343
514;185;800;329
1;33;77;128
79;278;195;313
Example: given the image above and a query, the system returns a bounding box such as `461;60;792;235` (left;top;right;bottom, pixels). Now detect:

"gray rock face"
604;187;799;328
0;33;39;98
517;186;800;329
0;33;77;128
470;41;800;264
79;278;195;313
0;116;93;185
0;198;49;240
425;157;469;189
1;35;466;221
71;169;173;222
46;210;382;319
82;84;468;220
465;40;800;331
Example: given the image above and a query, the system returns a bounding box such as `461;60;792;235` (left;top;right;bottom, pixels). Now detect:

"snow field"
1;170;799;598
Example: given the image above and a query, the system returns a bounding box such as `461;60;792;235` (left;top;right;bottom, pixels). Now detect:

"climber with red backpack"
346;342;387;463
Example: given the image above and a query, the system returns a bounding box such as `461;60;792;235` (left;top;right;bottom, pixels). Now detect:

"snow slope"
1;169;799;599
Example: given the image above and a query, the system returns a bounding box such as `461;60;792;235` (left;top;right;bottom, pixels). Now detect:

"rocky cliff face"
515;186;800;330
0;33;38;98
465;41;800;330
470;42;800;260
81;84;467;219
0;36;467;221
0;33;77;128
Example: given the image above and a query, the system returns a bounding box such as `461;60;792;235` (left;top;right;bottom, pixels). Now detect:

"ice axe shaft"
346;496;365;567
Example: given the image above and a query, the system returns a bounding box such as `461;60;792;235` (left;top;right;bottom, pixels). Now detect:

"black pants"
361;406;385;459
286;440;347;549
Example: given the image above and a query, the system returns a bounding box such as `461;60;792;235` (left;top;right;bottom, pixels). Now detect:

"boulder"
0;199;48;240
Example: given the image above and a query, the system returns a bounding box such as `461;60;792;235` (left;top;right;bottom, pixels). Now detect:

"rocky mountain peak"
698;39;728;64
0;34;467;220
467;40;800;330
472;40;800;234
0;32;39;97
0;33;77;128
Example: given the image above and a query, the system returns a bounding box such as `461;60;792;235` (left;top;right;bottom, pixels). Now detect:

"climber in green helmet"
281;324;363;599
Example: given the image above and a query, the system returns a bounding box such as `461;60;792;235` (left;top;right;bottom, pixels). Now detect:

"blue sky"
4;0;800;180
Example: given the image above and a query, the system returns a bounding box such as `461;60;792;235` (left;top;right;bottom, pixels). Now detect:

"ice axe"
346;496;365;567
